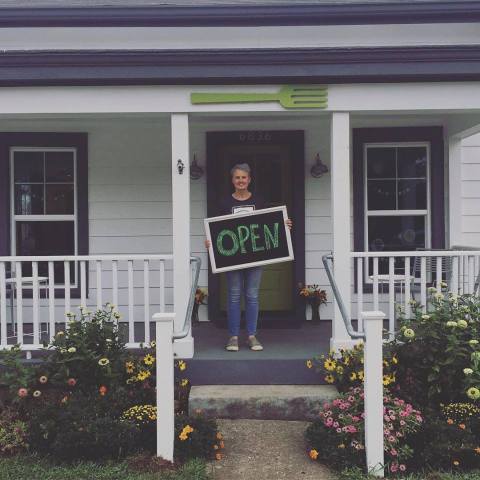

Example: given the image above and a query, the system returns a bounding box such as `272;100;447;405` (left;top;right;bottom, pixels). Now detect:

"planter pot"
305;302;321;322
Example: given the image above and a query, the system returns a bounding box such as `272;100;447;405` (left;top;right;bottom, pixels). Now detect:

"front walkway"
209;419;334;480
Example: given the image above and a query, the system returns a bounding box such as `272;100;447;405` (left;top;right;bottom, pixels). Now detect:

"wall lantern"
190;153;204;180
310;153;329;178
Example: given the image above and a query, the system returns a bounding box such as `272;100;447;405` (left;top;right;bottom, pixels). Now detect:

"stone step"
188;384;338;421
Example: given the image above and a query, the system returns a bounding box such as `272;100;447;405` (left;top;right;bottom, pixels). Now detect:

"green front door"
206;131;305;327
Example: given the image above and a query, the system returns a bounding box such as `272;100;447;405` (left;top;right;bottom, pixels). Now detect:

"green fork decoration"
191;85;328;109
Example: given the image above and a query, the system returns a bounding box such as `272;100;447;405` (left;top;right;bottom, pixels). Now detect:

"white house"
0;0;480;380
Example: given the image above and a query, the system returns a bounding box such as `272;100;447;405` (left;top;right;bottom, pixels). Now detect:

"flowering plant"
392;286;480;408
306;387;423;474
299;284;327;305
307;343;397;392
194;288;208;305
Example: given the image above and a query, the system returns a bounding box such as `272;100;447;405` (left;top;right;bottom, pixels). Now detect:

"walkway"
209;419;335;480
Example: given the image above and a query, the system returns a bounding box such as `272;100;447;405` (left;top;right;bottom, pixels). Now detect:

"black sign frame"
204;206;294;273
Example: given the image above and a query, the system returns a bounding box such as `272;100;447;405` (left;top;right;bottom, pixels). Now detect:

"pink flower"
388;436;396;443
400;420;406;426
348;396;355;402
17;388;28;398
400;411;408;417
399;465;406;472
351;416;360;422
396;432;403;438
390;415;396;420
323;402;331;409
416;415;423;422
384;415;391;422
333;422;339;428
390;463;399;473
336;428;342;433
333;399;341;406
390;448;398;456
67;378;77;387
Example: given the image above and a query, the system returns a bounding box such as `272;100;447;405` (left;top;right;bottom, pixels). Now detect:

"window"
0;133;88;291
353;127;444;277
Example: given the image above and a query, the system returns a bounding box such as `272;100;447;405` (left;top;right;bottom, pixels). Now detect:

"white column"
171;113;193;358
154;312;175;462
448;135;462;247
330;112;355;350
362;310;385;477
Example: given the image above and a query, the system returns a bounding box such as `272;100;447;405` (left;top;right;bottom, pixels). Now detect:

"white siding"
460;134;480;247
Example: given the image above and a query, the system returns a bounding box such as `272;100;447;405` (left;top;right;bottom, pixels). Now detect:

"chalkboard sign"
204;206;294;273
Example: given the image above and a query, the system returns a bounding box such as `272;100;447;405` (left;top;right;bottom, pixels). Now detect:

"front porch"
0;83;480;369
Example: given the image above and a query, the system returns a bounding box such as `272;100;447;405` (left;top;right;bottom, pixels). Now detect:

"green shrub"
0;408;28;455
174;414;220;463
393;288;480;410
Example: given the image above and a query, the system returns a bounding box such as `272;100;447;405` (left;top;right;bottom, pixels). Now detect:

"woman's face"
231;169;251;192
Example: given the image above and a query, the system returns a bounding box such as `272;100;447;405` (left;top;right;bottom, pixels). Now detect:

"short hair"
230;163;251;177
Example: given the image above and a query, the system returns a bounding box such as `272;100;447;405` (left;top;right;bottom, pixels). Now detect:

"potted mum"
299;284;327;322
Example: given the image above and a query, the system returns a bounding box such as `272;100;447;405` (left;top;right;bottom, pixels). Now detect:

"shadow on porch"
186;322;331;385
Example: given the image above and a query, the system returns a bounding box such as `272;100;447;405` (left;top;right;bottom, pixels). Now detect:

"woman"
206;163;292;352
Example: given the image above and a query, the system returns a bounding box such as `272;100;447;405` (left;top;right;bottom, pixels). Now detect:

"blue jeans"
226;267;263;337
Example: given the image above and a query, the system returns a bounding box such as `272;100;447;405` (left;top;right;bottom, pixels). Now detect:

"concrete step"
188;384;338;421
186;358;324;385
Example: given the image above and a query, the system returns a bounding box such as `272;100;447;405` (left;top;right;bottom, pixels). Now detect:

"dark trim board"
0;132;89;298
352;126;445;293
0;2;479;27
3;46;480;86
206;130;305;329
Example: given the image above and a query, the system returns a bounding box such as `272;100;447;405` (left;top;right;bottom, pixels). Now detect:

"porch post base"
330;337;360;353
173;336;194;359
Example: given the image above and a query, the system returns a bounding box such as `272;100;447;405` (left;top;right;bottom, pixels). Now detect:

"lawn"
338;467;480;480
0;455;211;480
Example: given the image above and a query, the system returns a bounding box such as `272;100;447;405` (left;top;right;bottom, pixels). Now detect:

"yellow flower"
125;361;135;373
382;375;391;386
453;460;460;466
325;374;335;384
178;360;187;371
137;370;151;381
343;356;350;366
309;449;319;460
324;359;336;371
392;356;398;365
358;371;364;381
475;447;480;455
306;360;313;369
179;432;188;441
349;372;357;381
447;418;454;425
143;354;155;366
383;360;389;368
181;379;189;387
98;358;110;366
337;444;345;449
336;365;344;375
216;432;223;440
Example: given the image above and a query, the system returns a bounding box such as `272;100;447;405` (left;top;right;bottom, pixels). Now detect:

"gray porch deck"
187;322;331;385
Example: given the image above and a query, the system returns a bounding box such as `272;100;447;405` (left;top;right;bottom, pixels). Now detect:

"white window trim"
9;146;78;286
363;142;431;281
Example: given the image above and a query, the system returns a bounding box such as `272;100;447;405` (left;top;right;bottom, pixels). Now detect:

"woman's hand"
285;218;293;230
205;239;211;249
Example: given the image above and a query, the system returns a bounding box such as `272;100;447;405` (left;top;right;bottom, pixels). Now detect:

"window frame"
363;141;432;256
0;132;88;297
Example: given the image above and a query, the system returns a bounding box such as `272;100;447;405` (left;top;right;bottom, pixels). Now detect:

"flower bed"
306;287;480;475
0;306;222;463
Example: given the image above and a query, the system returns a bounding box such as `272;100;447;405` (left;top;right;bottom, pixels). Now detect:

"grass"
338;467;480;480
0;454;211;480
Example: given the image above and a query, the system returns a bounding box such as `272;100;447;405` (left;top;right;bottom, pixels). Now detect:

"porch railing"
0;254;176;350
351;249;480;339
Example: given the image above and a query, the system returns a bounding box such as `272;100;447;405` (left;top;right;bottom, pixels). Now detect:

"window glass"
45;151;74;182
397;147;427;178
366;147;396;179
367;179;396;210
13;151;44;183
368;215;425;252
16;221;75;283
46;184;74;214
14;184;44;215
398;179;427;210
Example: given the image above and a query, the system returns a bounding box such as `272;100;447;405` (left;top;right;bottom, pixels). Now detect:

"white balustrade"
352;250;480;338
0;254;173;351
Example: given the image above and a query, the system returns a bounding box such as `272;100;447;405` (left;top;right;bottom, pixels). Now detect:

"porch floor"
187;322;330;385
